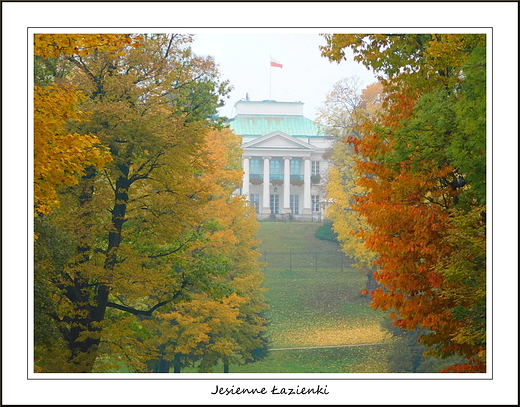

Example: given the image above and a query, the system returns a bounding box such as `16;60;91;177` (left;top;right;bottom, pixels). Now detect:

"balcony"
270;174;283;186
249;174;263;185
290;174;304;186
249;173;310;187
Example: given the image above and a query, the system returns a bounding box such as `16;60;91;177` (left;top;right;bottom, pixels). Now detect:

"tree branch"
106;280;189;316
106;299;171;316
164;34;177;59
129;151;164;185
147;244;185;259
103;169;116;192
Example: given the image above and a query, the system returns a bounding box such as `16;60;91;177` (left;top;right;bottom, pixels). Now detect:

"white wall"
235;100;304;116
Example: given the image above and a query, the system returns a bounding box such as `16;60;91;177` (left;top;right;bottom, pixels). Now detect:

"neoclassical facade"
229;99;331;221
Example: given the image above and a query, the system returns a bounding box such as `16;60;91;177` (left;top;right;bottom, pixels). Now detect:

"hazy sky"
190;32;377;120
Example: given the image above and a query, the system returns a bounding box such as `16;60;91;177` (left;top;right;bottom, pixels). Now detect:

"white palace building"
229;99;331;221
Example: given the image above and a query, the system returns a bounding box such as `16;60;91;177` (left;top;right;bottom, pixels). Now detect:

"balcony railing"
290;174;304;186
249;173;310;186
249;174;263;185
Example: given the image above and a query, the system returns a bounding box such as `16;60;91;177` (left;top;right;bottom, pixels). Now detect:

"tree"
34;83;112;215
34;34;142;58
33;34;142;216
316;78;383;293
182;128;268;372
33;34;267;373
320;34;486;372
380;315;467;373
98;128;268;373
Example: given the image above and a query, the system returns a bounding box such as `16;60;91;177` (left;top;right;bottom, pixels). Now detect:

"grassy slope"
255;222;337;252
229;222;392;373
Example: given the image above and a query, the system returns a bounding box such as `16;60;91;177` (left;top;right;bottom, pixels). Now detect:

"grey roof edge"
240;134;325;138
235;100;304;104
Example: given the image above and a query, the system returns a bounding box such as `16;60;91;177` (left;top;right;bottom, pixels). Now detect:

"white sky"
190;32;377;120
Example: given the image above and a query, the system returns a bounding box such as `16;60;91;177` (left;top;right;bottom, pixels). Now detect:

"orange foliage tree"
321;34;486;372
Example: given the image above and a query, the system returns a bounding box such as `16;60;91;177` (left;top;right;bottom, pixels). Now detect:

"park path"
270;342;390;351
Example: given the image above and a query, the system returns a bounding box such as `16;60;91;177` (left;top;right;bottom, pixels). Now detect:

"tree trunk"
57;169;131;372
55;167;104;372
105;172;130;271
64;322;101;373
173;353;182;373
365;268;379;294
158;358;172;373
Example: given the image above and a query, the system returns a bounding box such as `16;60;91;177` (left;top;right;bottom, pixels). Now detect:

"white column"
303;157;312;215
283;156;291;213
262;156;271;214
242;157;250;198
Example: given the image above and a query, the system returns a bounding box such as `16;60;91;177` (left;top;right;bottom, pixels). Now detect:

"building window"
250;194;260;214
270;194;280;214
270;159;283;180
270;159;281;174
290;159;301;175
250;159;261;175
290;194;300;215
312;161;320;176
311;195;320;212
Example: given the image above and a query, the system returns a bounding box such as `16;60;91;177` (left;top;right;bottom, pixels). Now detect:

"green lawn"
216;344;393;374
256;222;338;253
230;221;392;373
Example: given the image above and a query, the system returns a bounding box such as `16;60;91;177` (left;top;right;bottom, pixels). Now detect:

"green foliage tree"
381;315;466;373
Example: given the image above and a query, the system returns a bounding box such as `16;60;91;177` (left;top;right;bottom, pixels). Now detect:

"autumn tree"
172;128;268;373
102;128;268;373
34;34;267;373
321;34;486;372
317;78;383;293
33;34;141;215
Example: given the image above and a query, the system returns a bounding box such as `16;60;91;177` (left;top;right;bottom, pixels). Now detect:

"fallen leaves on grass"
272;322;392;348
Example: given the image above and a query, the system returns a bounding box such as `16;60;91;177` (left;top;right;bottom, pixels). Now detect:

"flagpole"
269;54;272;100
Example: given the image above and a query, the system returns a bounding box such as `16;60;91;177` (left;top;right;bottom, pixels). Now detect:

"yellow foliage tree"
33;34;142;215
34;34;267;374
317;79;383;291
34;84;111;214
34;34;142;58
93;127;268;373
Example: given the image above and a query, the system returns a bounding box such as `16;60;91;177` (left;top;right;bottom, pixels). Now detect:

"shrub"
315;221;338;242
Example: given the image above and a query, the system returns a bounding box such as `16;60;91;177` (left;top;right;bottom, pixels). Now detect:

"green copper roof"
229;114;323;137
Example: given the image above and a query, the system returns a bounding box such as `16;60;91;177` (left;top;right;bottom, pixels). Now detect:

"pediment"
242;131;315;150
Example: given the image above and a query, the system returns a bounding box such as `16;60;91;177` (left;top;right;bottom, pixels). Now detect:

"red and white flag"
270;57;283;68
